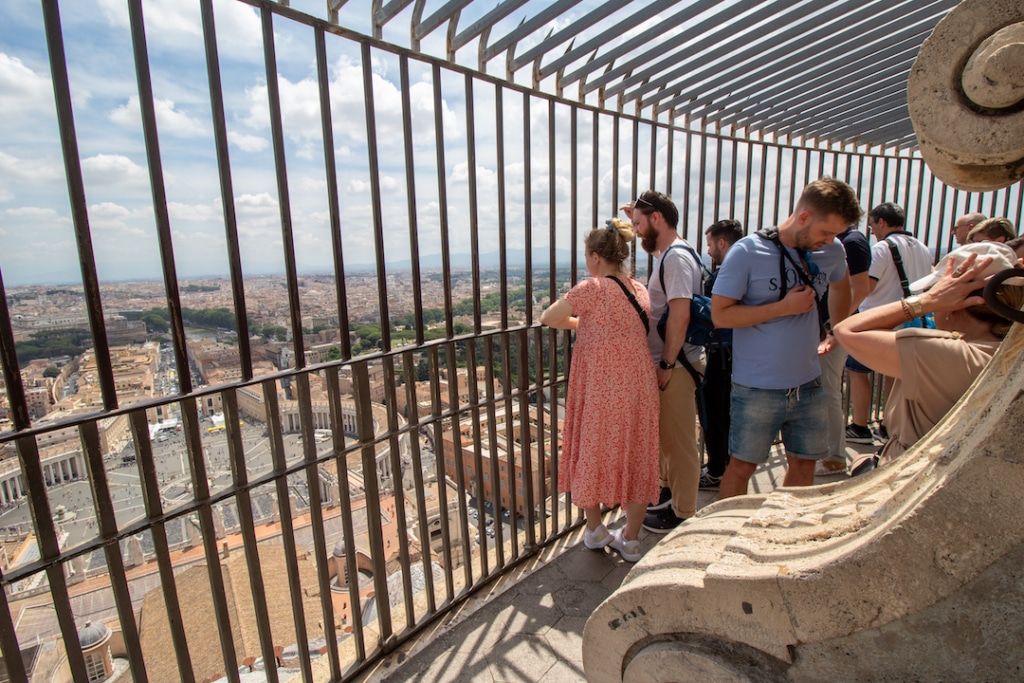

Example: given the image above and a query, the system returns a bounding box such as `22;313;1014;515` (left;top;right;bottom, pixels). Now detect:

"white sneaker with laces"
583;524;612;550
608;527;642;562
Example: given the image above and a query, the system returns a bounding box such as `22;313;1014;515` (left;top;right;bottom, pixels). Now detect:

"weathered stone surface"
583;289;1024;679
908;0;1024;190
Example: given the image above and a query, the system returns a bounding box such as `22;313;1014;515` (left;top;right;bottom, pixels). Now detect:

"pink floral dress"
559;276;660;508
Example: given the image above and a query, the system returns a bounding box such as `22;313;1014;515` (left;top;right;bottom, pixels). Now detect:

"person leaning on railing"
539;218;660;563
833;242;1024;471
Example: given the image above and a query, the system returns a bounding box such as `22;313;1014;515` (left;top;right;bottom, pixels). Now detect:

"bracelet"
900;295;924;320
899;298;913;320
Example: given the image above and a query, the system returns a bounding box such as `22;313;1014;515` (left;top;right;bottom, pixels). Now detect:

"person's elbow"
711;295;734;328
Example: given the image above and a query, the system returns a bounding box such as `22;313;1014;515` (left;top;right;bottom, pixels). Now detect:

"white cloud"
5;206;59;218
81;154;148;186
242;56;460;149
0;151;63;183
168;201;218;222
109;95;207;137
96;0;264;63
228;130;269;153
0;53;52;116
87;201;147;236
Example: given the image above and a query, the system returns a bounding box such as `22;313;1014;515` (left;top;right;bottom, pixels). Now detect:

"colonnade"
0;451;85;506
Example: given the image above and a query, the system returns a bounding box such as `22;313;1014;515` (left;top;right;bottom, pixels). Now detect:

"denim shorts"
845;354;872;373
729;378;828;463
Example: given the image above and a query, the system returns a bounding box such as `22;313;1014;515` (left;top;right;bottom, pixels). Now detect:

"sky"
0;0;673;287
0;1;1017;289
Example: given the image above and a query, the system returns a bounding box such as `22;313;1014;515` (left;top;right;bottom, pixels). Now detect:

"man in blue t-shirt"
711;178;861;498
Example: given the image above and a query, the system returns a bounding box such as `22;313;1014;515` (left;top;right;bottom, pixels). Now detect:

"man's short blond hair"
797;177;863;225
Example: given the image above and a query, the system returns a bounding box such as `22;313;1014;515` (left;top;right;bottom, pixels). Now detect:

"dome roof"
332;538;347;558
78;621;111;649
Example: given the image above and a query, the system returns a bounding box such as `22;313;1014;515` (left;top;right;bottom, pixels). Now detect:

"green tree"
43;366;60;378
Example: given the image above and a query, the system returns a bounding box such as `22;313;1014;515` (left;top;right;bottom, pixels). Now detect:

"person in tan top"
833;242;1024;467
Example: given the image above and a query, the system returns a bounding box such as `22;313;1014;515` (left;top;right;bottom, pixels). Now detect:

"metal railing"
0;1;1022;681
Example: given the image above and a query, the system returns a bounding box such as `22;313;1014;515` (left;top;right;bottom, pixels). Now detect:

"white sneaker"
608;527;642;563
583;524;612;550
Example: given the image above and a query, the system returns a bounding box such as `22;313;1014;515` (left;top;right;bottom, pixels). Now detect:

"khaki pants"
819;348;848;460
659;367;700;518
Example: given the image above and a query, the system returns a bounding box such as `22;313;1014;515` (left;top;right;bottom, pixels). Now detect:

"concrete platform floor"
364;442;874;682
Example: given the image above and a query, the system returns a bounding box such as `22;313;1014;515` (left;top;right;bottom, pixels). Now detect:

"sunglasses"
633;194;656;211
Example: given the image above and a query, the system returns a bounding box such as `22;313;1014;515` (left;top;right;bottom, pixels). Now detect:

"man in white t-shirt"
622;191;703;534
845;202;933;444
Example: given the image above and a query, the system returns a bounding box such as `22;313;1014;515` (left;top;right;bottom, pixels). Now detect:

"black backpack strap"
605;276;649;334
884;234;913;297
757;228;826;339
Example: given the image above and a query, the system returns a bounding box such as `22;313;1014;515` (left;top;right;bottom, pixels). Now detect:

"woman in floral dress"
540;219;660;562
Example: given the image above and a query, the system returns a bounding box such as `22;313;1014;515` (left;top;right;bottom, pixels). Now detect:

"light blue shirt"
712;232;848;390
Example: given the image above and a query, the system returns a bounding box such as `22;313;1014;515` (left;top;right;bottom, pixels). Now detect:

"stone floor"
363;443;873;682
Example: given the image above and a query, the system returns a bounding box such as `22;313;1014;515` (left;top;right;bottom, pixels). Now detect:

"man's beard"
793;225;819;250
641;230;658;253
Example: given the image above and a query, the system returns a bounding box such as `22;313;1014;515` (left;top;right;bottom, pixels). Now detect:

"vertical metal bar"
630;116;639;202
200;0;251;378
921;168;938;256
880;155;891;204
496;85;509;329
401;352;437;612
546;322;560;535
757;143;768;230
532;329;548;543
15;437;89;681
913;159;926;234
803;147;812;195
713;128;723;222
771;144;783;228
650;121;658;193
378;358;417;626
481;338;506;564
352;363;394;643
571;106;579;286
696;125;707;246
183;397;241;680
788;147;798;216
549;99;558;320
426;346;456;598
443;343;474;589
398;55;426;346
221;390;280;682
262;7;306;367
79;422;148;682
0;268;29;431
0;572;27;682
466;74;483;334
866;155;878;219
611;114;620;214
1015;182;1024;230
592;110;599;249
324;367;367;659
500;333;520;557
41;0;117;409
949;188;960;254
729;136;739;223
517;329;537;548
817;144;826;178
1001;182;1013;218
433;64;455;337
360;42;392;352
683;119;693;234
292;374;342;673
466;343;489;577
260;382;314;679
666;115;675;197
743;139;753;230
524;92;534;326
316;29;353;359
129;411;195;681
936;183;950;261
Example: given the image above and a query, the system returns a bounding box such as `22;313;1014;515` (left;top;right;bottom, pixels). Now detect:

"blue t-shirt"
712;232;848;390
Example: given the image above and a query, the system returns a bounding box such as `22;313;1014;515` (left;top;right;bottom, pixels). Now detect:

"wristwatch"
902;295;924;320
658;359;673;370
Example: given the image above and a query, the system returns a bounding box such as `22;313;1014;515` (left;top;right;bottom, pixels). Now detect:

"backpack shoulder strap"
605;276;649;334
884;234;912;297
657;242;709;294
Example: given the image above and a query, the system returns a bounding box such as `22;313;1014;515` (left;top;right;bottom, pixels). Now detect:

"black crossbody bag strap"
605;276;649;334
652;248;705;385
757;228;826;339
884;233;914;297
